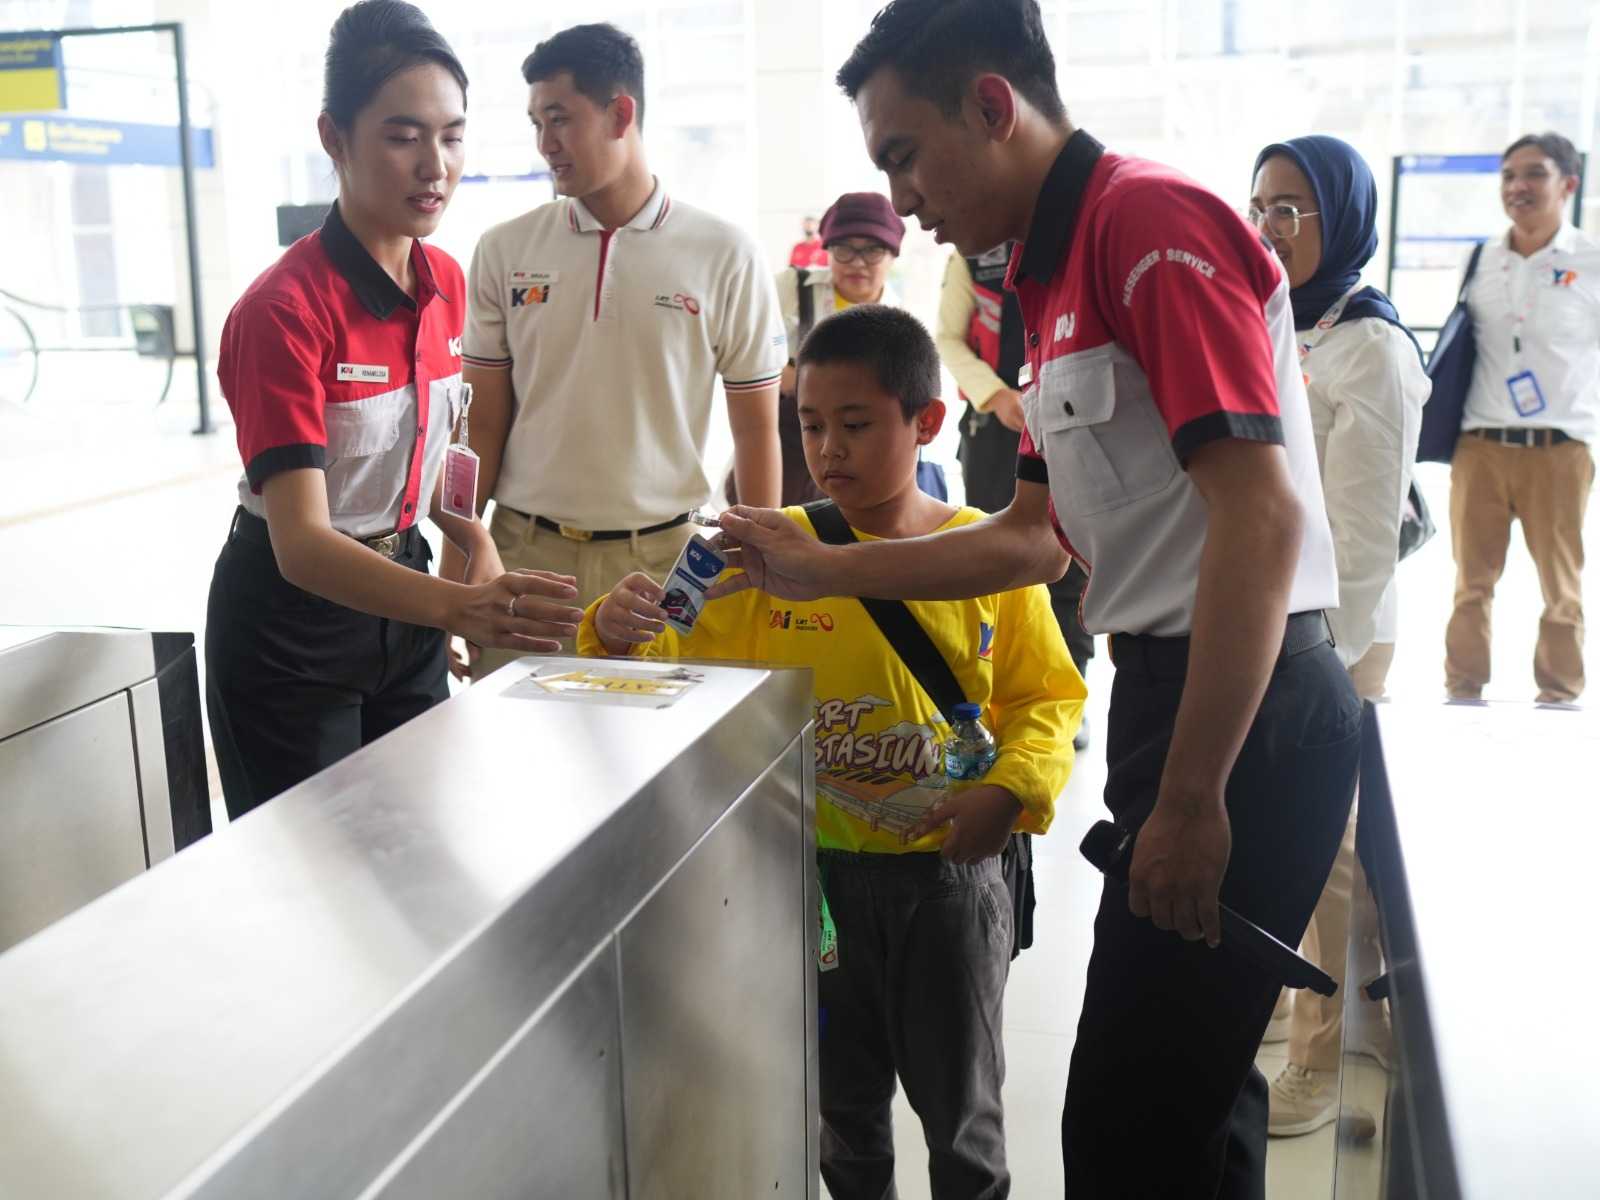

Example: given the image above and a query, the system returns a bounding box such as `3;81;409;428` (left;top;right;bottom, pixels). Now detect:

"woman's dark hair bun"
323;0;468;128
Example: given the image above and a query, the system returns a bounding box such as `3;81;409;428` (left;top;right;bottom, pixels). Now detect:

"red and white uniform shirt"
1013;132;1338;637
218;202;466;539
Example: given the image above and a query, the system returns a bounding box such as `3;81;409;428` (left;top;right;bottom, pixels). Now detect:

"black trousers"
959;407;1093;672
1061;621;1360;1199
204;509;448;820
819;850;1012;1200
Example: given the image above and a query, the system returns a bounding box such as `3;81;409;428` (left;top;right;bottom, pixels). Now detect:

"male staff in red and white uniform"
714;2;1358;1194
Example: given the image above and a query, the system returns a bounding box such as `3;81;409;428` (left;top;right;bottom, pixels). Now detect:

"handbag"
805;499;1035;959
1398;479;1436;561
1417;241;1487;464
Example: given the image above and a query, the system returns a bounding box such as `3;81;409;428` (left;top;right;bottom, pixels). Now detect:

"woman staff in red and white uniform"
205;0;582;818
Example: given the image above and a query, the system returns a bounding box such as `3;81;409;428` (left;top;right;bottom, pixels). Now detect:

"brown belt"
228;507;419;559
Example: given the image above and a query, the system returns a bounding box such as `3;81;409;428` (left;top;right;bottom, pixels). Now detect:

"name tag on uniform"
1507;370;1547;418
1017;362;1034;387
337;362;389;383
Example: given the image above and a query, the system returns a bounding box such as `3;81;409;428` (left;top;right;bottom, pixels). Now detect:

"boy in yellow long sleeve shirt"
579;305;1083;1198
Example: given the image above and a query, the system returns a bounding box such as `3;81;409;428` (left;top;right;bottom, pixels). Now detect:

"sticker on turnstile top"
501;662;706;709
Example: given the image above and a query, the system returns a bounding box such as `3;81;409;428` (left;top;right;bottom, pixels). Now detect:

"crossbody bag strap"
802;500;967;717
1459;240;1486;301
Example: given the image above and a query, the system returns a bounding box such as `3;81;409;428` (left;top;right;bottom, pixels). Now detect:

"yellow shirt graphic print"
576;505;1084;854
813;695;948;840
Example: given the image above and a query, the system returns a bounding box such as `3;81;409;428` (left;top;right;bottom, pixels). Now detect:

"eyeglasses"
829;241;890;265
1246;203;1320;238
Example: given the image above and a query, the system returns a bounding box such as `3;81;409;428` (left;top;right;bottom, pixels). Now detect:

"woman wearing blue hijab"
1248;135;1429;1140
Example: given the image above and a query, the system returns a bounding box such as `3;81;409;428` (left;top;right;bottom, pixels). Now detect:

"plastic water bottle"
944;702;997;782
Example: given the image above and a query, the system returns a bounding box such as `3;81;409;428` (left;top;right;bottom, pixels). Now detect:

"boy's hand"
905;784;1023;863
595;573;668;655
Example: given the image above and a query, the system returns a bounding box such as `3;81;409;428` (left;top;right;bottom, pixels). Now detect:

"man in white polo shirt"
1448;131;1599;705
446;22;784;672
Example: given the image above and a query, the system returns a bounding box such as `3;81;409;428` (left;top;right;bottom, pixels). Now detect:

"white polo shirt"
463;180;786;530
1464;223;1600;443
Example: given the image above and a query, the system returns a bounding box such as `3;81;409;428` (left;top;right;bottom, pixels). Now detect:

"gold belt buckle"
557;524;593;542
369;532;401;557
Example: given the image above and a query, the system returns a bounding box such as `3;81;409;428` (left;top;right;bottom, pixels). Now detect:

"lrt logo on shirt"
1553;268;1579;287
1054;312;1077;342
770;609;834;632
654;292;702;316
978;621;995;660
510;285;550;307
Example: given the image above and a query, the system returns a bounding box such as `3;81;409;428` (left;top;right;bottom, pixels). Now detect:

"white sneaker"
1268;1063;1339;1137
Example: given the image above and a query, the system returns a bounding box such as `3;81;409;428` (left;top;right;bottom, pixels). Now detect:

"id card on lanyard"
442;383;480;519
1296;287;1358;374
1503;253;1548;419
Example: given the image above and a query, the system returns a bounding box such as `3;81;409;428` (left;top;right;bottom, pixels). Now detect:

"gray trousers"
819;850;1012;1200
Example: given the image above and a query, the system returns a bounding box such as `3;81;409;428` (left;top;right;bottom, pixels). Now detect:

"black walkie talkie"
1079;821;1337;997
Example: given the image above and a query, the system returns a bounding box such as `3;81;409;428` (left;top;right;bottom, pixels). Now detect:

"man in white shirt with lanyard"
446;22;785;672
1449;131;1599;705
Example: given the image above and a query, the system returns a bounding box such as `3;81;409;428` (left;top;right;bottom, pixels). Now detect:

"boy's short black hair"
837;0;1066;123
522;23;646;132
1503;130;1582;178
322;0;468;129
797;305;939;421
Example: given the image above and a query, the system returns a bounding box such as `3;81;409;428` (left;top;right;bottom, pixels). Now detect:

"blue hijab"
1253;135;1408;340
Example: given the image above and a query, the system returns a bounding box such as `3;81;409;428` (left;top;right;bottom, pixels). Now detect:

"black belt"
228;507;421;560
1109;611;1332;682
501;506;692;542
1467;427;1573;448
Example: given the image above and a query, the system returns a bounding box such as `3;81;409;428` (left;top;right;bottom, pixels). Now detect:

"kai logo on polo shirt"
336;363;390;383
509;270;557;308
1054;312;1076;342
654;292;702;316
769;609;835;632
448;336;462;357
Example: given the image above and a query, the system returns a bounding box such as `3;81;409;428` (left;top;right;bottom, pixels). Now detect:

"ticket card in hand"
660;534;727;635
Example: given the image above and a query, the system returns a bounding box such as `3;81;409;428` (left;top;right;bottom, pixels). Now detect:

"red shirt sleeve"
1095;177;1286;464
218;297;329;492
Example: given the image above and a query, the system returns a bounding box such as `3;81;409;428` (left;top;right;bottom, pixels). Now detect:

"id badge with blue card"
1507;371;1548;419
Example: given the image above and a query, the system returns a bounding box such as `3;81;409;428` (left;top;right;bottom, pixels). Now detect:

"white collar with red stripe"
567;178;672;235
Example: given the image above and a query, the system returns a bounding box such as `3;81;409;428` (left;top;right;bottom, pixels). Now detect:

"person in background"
1248;134;1427;1137
446;22;785;671
937;245;1095;749
204;0;583;819
728;191;905;507
1447;130;1598;706
790;213;831;268
586;305;1083;1198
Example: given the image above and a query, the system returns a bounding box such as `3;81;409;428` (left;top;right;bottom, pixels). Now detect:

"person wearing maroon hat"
728;192;909;505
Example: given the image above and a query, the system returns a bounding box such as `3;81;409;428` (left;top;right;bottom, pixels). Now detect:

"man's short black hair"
797;305;940;421
837;0;1066;122
522;23;646;131
1503;131;1582;178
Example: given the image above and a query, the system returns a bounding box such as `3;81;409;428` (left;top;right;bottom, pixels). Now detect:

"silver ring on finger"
507;594;517;618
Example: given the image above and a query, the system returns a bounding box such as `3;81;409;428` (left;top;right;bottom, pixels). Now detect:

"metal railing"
0;286;179;407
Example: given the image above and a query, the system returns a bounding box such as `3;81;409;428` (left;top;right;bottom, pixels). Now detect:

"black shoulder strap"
1459;241;1486;300
803;500;968;718
796;268;815;346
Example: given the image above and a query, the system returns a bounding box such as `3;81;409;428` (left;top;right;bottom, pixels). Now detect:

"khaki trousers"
1287;642;1394;1073
470;506;694;677
1446;434;1594;702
